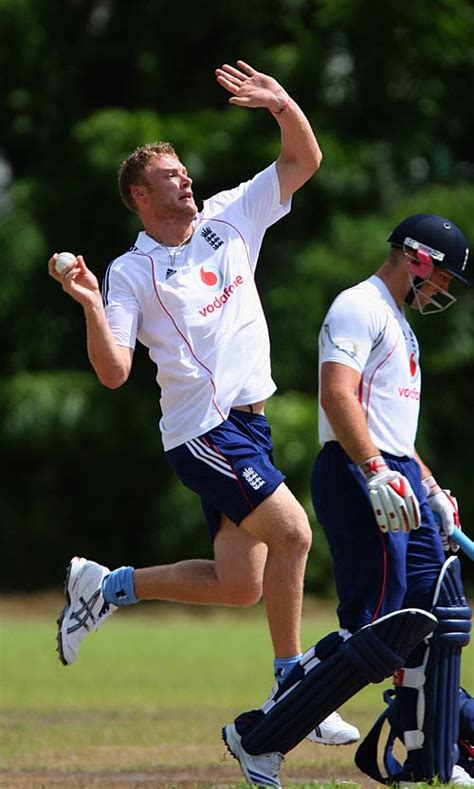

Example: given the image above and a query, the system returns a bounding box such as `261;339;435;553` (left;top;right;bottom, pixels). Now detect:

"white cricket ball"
55;251;76;274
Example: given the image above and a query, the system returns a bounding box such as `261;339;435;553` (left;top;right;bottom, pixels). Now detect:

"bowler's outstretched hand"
215;60;288;113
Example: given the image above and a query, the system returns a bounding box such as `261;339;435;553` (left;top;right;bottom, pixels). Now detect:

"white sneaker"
400;765;474;788
56;556;117;665
223;723;283;787
306;710;360;746
451;764;474;786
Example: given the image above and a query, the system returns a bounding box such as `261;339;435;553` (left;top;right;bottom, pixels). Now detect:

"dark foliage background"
1;0;473;592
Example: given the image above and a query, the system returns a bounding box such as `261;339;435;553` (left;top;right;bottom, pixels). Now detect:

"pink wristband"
270;99;290;116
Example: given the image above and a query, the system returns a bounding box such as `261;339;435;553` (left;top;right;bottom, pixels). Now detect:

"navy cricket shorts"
166;409;285;540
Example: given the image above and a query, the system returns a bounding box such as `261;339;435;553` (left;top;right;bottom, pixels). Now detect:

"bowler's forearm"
275;98;322;201
83;300;132;388
275;98;322;167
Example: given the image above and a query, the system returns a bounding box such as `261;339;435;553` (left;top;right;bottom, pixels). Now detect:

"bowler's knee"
221;576;263;607
279;506;313;557
231;584;263;608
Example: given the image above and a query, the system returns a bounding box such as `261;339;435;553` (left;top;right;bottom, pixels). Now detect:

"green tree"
1;0;473;590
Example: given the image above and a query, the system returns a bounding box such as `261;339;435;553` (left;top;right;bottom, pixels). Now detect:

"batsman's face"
411;266;453;311
134;154;197;219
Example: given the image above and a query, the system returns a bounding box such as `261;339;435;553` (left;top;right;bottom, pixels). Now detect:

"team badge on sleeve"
322;324;359;359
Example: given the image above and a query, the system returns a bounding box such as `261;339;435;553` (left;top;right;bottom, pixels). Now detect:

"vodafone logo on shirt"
398;386;420;400
198;265;223;292
397;351;419;398
198;273;245;317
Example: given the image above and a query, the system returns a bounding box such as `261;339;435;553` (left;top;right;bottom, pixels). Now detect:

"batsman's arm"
413;449;433;481
319;361;378;463
48;253;133;388
320;361;420;532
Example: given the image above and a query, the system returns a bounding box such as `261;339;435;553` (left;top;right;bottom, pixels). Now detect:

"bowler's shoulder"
202;164;278;219
202;182;247;218
102;245;150;293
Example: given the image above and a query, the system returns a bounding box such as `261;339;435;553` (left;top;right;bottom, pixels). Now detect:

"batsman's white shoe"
451;764;474;786
306;710;360;746
223;723;283;787
56;556;117;666
400;765;474;789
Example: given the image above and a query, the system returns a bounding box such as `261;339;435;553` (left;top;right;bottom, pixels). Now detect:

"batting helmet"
387;213;469;285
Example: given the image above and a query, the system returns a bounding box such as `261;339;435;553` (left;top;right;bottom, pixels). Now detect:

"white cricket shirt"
103;163;291;450
318;275;421;457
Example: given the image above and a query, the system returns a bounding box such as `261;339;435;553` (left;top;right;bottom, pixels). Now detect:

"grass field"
1;595;473;788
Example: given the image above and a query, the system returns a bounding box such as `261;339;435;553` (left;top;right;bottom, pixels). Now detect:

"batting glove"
422;475;460;552
360;455;421;533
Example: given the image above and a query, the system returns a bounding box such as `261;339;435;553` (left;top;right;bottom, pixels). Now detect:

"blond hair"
118;142;177;212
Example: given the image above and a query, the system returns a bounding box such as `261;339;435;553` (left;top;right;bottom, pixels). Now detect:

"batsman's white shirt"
103;164;290;451
318;275;421;457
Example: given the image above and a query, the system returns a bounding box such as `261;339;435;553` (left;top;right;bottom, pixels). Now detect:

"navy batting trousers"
311;441;445;633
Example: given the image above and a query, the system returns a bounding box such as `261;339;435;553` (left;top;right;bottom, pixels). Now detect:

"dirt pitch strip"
0;764;376;788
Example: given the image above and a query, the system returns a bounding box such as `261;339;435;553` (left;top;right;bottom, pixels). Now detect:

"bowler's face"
138;154;197;219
